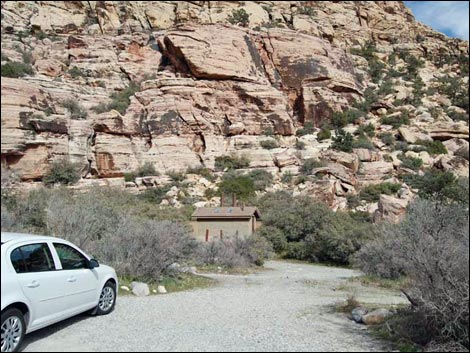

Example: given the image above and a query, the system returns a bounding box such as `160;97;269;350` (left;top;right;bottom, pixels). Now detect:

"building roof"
191;207;261;220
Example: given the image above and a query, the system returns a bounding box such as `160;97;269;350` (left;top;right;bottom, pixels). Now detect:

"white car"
1;232;118;352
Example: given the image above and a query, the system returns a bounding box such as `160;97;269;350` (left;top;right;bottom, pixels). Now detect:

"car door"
53;242;99;313
10;242;68;329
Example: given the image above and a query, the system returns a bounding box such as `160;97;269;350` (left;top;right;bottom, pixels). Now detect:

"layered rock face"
1;1;469;221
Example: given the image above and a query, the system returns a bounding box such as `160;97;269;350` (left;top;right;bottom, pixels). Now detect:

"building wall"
191;218;257;242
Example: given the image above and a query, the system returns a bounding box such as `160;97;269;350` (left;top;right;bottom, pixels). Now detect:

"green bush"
398;155;423;171
68;66;87;78
381;111;410;128
257;192;375;265
353;87;378;112
331;109;362;128
247;169;273;191
297;6;316;16
92;82;140;115
168;171;186;183
1;61;34;77
62;99;88;119
317;128;332;141
138;185;172;204
296;122;315;136
295;140;306;150
332;129;353;152
300;158;326;175
447;110;469;122
260;139;279;150
124;162;158;182
359;183;401;202
404;171;468;204
43;159;81;186
215;155;250;171
186;166;215;182
355;123;375;137
352;136;375;150
281;172;294;184
227;8;250;26
379;132;395;146
413;140;447;155
218;173;256;201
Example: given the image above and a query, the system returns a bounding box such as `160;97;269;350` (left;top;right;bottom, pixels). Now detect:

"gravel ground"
22;261;408;352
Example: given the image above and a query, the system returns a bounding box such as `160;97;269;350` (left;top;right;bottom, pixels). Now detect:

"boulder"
362;309;392;325
322;150;360;172
131;282;150;297
374;195;410;223
351;307;368;324
157;285;167;294
353;148;382;162
398;127;432;144
443;138;469;154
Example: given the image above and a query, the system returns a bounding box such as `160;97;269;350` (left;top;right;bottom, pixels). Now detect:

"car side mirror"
89;259;100;269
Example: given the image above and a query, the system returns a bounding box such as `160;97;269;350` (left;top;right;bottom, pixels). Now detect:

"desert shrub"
297;6;316;16
62;98;88;119
92;82;140;115
404;171;468;204
352;135;375;150
331;109;362;128
138;185;172;204
21;51;33;65
97;217;198;281
257;192;375;264
260;139;279;149
355;123;375;138
186;166;215;182
350;40;377;61
227;8;249;27
379;132;395;146
46;190;118;248
196;235;273;268
353;87;378;112
296;122;315;136
43;159;81;186
1;61;34;77
317;128;332;141
398;154;423;171
304;212;376;264
300;158;326;175
295;140;306;150
168;171;186;183
124;162;158;182
281;172;293;184
447;109;469;122
455;147;469;161
332;129;353;152
412;140;447;155
359;183;401;202
247;169;273;191
0;188;51;233
381;111;410;128
378;79;394;96
215;155;250;171
68;66;87;78
354;199;469;349
218;173;256;201
436;76;469;113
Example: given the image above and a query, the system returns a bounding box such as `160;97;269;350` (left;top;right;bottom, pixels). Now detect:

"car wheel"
95;281;116;315
1;308;26;353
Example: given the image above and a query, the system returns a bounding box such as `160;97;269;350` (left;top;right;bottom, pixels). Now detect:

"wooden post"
205;229;209;242
232;193;236;207
220;230;223;240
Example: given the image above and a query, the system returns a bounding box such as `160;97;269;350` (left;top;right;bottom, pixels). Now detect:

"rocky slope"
1;1;469;221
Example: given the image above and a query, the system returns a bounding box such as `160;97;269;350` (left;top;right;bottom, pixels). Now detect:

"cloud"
405;1;469;40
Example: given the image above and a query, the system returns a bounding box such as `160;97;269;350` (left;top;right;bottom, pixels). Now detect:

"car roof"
1;232;60;245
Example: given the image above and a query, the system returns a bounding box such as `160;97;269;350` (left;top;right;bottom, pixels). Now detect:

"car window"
11;243;55;273
54;243;88;270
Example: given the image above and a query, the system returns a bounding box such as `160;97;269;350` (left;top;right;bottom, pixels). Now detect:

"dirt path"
22;261;408;352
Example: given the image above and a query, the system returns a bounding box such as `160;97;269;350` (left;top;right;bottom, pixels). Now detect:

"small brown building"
191;207;262;242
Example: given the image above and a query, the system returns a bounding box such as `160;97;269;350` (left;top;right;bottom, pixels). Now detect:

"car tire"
95;281;117;316
1;308;26;353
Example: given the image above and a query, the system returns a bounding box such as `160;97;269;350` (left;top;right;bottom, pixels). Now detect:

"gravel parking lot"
22;261;407;352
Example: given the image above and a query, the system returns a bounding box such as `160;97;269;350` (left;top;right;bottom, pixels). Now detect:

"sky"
404;1;469;40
